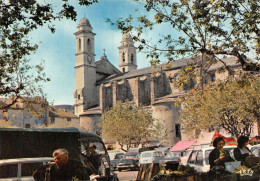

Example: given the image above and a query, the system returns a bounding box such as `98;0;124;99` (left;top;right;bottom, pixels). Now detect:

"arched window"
87;39;91;52
78;38;81;51
122;68;125;73
131;53;134;63
123;52;125;62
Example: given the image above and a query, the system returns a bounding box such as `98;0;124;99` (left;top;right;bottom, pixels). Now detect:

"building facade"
0;97;49;128
49;108;80;127
74;17;258;145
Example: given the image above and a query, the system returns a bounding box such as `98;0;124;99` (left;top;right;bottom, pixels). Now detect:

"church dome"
123;33;132;40
78;17;92;28
120;33;134;46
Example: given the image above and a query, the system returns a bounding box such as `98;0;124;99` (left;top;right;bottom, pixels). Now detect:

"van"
0;157;53;181
139;150;164;166
0;128;117;180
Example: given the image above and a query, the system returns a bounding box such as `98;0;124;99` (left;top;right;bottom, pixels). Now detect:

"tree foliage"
179;74;260;139
108;0;260;71
100;101;159;152
0;0;98;109
0;119;18;128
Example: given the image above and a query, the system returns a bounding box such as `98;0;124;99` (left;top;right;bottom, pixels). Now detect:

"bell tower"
118;33;137;73
74;17;97;116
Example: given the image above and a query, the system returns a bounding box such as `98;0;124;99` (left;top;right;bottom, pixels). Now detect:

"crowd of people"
32;135;259;180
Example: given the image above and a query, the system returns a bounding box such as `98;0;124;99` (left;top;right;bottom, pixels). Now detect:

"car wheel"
118;169;121;172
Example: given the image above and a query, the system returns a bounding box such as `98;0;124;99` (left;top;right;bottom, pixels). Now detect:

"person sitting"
209;137;233;169
234;135;251;165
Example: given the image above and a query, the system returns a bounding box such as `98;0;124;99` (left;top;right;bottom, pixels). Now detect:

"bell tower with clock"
74;17;97;116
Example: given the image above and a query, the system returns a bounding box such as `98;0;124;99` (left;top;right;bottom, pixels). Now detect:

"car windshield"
205;150;212;165
142;153;152;157
153;152;163;157
166;151;182;157
184;150;192;156
125;153;137;159
81;141;106;155
119;159;134;164
252;147;260;157
115;153;125;159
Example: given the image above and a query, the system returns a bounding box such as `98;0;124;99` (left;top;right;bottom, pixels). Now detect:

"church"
73;17;247;146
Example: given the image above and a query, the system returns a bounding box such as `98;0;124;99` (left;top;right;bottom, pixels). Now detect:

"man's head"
89;144;96;154
53;148;69;167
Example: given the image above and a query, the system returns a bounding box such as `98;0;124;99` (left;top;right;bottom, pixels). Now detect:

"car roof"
128;148;139;152
140;150;162;154
170;150;186;152
120;158;136;160
125;152;138;155
0;157;54;164
192;145;236;151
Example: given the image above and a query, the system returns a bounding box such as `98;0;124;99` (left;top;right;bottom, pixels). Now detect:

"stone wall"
100;83;113;111
138;76;151;106
153;73;172;99
152;102;181;145
80;114;101;134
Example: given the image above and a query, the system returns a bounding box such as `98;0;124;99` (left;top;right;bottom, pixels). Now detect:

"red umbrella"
212;131;236;143
250;136;260;144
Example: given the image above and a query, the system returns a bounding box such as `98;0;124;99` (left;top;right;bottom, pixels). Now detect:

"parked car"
187;146;236;172
138;146;158;156
109;152;125;171
124;152;138;160
117;158;139;172
160;150;186;170
0;157;54;181
180;150;193;166
155;146;171;156
139;150;164;166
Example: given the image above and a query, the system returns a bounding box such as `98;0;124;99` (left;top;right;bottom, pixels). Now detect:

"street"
114;170;138;181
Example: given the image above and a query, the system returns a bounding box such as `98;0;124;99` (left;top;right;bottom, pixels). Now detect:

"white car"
139;150;164;166
187;146;236;172
251;144;260;157
180;150;192;166
0;157;54;181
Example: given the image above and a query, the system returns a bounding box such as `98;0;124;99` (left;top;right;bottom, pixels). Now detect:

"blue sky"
29;0;156;105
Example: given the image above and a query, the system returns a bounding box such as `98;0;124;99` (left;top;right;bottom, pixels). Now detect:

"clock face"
87;55;92;63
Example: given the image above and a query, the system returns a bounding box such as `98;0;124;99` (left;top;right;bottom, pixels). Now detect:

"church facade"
73;17;248;145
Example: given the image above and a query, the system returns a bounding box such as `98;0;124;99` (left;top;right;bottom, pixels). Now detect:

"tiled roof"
95;54;121;75
79;106;102;116
208;57;240;71
49;109;78;118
